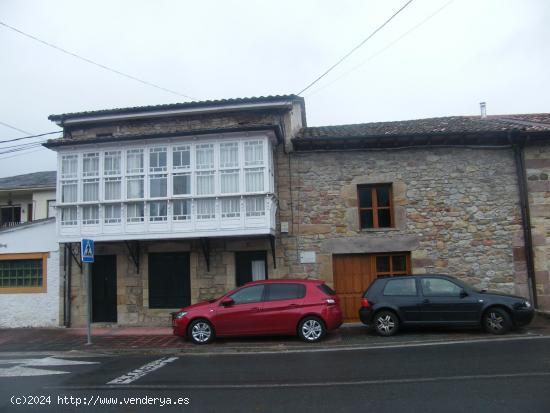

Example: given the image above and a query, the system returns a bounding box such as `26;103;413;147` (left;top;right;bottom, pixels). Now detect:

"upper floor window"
220;142;239;168
104;177;122;200
60;206;77;226
246;196;265;217
244;140;263;166
149;147;167;172
61;155;78;179
104;204;121;224
173;145;191;170
127;202;144;223
104;151;121;175
83;179;99;202
150;174;167;198
61;180;78;203
196;144;214;170
127;149;144;174
82;205;99;225
82;153;99;177
358;184;393;229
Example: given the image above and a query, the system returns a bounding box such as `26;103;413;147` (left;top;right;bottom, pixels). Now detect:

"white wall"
0;219;60;327
33;189;56;220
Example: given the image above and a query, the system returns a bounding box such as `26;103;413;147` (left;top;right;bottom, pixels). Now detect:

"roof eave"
43;124;284;149
49;101;297;127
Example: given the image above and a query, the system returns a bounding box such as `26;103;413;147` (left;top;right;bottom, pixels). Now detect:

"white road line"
51;371;550;390
107;357;178;384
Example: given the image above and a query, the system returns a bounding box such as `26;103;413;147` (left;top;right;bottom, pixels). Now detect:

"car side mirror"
460;289;468;298
221;297;234;307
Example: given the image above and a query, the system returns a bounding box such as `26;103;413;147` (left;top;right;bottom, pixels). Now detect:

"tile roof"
49;95;304;122
0;171;56;190
297;114;550;140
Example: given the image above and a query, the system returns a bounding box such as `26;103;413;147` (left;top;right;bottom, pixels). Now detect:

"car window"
266;284;306;301
421;278;462;297
383;278;417;296
318;284;336;296
229;285;265;304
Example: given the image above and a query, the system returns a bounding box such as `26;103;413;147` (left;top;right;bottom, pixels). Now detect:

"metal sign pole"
85;262;92;345
81;238;95;346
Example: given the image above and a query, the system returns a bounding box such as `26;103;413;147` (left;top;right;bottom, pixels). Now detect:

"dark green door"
148;252;190;308
92;255;117;322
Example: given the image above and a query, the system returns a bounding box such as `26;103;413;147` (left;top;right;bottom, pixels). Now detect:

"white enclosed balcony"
55;132;277;242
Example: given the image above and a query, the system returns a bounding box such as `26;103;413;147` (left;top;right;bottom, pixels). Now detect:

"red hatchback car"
172;279;343;344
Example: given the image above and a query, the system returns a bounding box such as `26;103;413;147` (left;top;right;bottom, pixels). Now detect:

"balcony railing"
0;221;22;228
57;196;277;242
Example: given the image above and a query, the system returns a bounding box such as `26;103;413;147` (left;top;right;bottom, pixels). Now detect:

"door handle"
251;307;261;312
289;304;299;307
422;299;430;304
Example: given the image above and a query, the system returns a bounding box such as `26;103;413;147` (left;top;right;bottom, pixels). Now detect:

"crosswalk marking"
108;357;178;384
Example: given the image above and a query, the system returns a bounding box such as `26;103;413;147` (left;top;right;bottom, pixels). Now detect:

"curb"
2;333;548;358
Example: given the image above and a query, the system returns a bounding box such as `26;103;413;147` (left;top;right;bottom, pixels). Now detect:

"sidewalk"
1;316;549;355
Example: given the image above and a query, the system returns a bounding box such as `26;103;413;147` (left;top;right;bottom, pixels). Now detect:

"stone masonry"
525;143;550;309
275;146;529;297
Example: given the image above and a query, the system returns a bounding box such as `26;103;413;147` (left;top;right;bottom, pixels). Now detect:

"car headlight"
524;301;531;309
174;311;188;319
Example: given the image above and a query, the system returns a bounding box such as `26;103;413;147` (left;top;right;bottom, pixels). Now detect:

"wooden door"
333;255;376;323
333;253;411;322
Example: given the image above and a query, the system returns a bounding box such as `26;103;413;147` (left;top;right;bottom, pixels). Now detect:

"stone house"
44;97;550;326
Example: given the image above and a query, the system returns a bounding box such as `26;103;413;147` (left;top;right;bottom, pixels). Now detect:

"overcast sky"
1;0;549;178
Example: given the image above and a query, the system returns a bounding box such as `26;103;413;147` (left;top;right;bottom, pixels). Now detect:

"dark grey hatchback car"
359;274;534;336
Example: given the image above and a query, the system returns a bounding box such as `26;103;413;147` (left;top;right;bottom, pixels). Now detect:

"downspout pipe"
64;243;72;327
511;130;538;308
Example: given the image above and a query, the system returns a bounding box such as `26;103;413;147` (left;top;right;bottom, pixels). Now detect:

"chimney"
480;102;487;118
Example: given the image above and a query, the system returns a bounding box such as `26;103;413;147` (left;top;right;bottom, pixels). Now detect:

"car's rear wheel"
298;316;326;343
188;319;215;344
373;310;400;336
483;307;511;335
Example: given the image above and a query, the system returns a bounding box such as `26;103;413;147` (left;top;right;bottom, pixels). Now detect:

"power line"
306;0;454;97
0;121;32;135
296;0;415;96
0;146;48;161
0;130;61;144
0;20;198;101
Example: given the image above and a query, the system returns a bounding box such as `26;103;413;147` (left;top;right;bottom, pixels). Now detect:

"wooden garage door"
333;253;411;322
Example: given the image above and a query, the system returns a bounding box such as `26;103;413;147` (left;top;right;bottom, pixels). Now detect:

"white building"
0;218;60;327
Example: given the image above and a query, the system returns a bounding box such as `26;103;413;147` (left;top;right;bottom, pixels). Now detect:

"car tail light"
361;298;371;308
325;298;336;305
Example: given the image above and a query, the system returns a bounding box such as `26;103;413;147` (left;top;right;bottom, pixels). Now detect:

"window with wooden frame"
374;253;410;277
0;252;48;293
357;184;393;229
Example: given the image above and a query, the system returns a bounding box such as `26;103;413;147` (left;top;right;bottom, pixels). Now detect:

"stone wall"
67;237;279;327
525;143;550;310
275;146;528;296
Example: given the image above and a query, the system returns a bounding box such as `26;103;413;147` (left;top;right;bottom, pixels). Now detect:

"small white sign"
300;251;316;264
280;222;289;233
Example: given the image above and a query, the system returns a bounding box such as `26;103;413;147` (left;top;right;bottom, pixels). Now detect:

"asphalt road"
1;336;549;412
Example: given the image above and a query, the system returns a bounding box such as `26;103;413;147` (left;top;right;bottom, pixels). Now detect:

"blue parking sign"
81;239;94;263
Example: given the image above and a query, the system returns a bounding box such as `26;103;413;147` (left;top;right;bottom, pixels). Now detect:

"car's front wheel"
188;319;215;344
483;307;511;335
298;316;326;343
373;310;400;336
